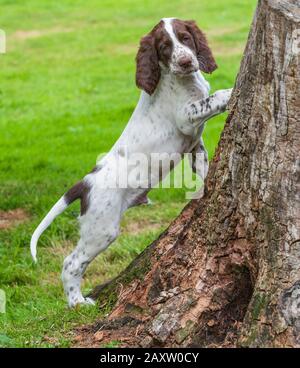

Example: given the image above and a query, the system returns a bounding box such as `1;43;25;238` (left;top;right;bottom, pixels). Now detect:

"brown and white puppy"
31;18;232;307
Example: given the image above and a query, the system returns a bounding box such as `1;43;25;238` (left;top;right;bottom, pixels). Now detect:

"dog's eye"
181;35;191;45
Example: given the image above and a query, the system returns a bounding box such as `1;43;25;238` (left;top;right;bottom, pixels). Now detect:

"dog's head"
136;18;217;95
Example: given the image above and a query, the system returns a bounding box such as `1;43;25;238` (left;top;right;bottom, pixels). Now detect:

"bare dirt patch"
74;322;137;347
0;208;29;230
109;43;138;55
206;25;245;37
212;42;245;56
122;218;166;235
11;27;72;41
48;240;74;258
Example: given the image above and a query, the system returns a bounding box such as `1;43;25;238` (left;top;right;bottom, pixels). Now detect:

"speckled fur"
31;18;232;307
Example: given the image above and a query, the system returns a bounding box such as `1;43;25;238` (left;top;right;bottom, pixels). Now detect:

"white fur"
30;197;67;262
31;18;232;307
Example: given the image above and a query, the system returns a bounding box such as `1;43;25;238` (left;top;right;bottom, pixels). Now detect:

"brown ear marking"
185;20;217;74
136;32;160;95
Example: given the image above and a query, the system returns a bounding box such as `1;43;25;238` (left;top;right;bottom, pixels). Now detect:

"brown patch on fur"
178;20;217;74
136;21;171;95
129;192;150;208
172;19;197;54
64;181;91;215
155;26;173;68
0;208;29;230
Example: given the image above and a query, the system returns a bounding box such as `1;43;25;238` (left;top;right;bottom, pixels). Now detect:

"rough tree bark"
76;0;300;347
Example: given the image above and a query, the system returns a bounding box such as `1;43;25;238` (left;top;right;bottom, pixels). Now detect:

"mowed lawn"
0;0;256;347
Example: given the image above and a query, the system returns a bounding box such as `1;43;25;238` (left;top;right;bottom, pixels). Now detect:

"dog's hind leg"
61;195;122;307
189;137;209;180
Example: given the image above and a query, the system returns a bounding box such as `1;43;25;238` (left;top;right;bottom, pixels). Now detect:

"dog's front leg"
176;88;232;136
186;88;233;127
178;88;232;179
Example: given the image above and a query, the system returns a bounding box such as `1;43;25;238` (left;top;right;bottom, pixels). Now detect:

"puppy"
30;18;232;307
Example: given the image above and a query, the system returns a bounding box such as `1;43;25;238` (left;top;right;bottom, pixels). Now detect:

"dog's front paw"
216;88;233;112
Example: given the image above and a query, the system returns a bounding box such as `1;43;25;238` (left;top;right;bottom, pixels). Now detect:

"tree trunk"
76;0;300;347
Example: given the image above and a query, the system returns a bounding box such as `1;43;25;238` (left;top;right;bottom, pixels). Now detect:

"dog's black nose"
178;57;192;68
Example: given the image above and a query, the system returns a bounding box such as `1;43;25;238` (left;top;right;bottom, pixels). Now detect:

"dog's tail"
30;181;89;262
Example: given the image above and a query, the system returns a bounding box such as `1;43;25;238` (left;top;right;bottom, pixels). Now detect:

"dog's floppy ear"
136;33;160;95
185;20;217;74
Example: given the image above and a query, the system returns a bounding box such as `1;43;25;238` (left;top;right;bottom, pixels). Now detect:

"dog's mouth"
173;67;198;76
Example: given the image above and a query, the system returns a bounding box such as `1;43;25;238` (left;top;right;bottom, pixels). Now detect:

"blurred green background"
0;0;256;347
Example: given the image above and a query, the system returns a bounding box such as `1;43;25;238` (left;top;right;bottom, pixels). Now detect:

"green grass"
0;0;257;347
